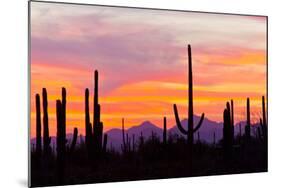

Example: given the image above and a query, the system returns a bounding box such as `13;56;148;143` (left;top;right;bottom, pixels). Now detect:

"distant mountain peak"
139;120;155;127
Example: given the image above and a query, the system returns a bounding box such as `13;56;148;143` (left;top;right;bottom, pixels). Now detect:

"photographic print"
29;1;268;187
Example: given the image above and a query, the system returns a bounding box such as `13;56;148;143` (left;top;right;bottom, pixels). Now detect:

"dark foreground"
30;135;267;187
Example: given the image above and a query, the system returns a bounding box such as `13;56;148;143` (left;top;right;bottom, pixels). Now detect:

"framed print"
29;1;268;187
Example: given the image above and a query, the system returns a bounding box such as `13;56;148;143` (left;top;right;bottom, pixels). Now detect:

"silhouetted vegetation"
31;44;267;187
173;44;205;175
223;101;234;161
245;98;251;140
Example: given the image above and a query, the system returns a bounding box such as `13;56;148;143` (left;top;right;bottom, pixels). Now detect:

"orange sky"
30;2;267;138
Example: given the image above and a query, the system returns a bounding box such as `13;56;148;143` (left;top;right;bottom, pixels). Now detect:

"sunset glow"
30;2;267;138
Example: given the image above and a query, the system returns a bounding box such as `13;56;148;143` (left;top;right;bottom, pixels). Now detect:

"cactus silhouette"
223;102;233;159
93;70;104;154
70;127;78;153
258;96;267;143
173;44;205;174
173;45;205;144
121;118;133;154
230;100;234;142
126;133;131;152
121;118;127;153
261;96;267;128
42;88;51;155
163;117;167;144
245;98;251;139
85;88;93;158
62;88;66;140
35;94;42;158
56;88;67;184
223;101;234;148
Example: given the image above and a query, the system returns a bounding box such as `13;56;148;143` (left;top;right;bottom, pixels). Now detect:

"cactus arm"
193;113;205;133
173;104;188;135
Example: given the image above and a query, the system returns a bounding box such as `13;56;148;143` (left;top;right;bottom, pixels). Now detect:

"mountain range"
31;115;259;152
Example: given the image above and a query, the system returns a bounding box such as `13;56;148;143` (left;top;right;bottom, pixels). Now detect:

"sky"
30;2;267;138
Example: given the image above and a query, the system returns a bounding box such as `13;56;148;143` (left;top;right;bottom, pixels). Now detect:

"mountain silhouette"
31;116;260;152
106;121;162;151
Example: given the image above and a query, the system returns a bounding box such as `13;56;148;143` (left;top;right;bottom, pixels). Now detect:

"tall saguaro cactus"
56;88;67;184
223;101;234;148
93;70;104;154
61;88;66;140
173;44;205;174
56;100;64;183
35;94;42;158
85;88;93;158
223;102;233;159
173;45;205;145
245;98;251;140
42;88;51;155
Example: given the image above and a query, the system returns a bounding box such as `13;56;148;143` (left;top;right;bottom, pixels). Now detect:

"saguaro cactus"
262;96;267;127
245;98;251;140
223;101;234;146
56;88;67;184
93;70;104;154
56;100;64;183
85;88;93;158
173;44;204;174
35;94;42;158
42;88;51;155
230;99;234;141
173;45;205;145
121;118;127;153
70;127;78;153
258;96;267;143
61;88;66;140
163;117;167;144
223;102;233;159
